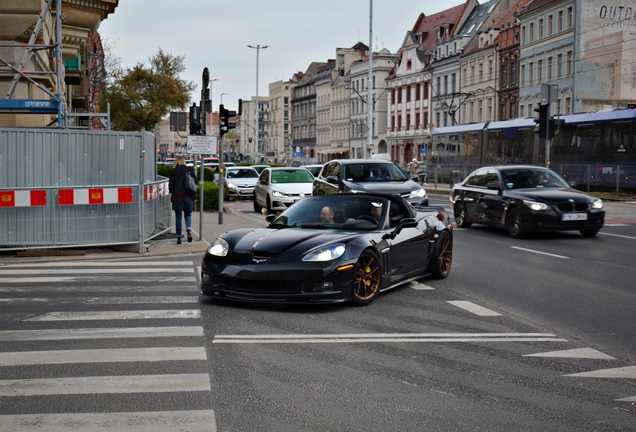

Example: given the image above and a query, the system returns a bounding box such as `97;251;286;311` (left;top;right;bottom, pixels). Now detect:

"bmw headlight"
272;190;287;198
592;199;603;209
302;243;346;262
410;188;426;198
207;238;229;256
523;200;548;211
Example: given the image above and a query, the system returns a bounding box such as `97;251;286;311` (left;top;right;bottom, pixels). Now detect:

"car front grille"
212;275;301;293
556;202;590;212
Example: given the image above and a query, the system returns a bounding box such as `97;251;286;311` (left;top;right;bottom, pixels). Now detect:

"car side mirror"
326;175;339;185
486;182;501;192
259;179;267;185
568;181;577;187
382;218;418;240
265;214;276;223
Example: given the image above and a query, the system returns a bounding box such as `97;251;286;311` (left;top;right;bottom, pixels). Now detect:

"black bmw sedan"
450;165;605;238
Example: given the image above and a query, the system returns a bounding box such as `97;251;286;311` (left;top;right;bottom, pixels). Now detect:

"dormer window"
407;60;412;70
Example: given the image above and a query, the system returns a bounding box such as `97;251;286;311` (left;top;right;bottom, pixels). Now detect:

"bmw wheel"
454;203;471;228
506;208;528;238
351;250;381;306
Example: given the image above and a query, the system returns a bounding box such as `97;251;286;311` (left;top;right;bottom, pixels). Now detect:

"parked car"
450;165;605;238
312;159;428;206
253;167;314;213
301;164;323;177
250;164;271;174
200;193;453;305
224;167;260;199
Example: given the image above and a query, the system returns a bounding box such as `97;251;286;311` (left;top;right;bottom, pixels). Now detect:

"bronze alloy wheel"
352;251;381;305
454;203;471;228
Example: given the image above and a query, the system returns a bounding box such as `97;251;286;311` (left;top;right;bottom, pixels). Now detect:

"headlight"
207;238;229;256
410;188;426;198
227;182;236;189
592;199;603;209
272;190;287;198
523;200;548;211
302;243;346;262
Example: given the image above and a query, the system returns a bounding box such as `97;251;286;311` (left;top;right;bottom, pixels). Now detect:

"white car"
253;167;314;213
224;167;260;199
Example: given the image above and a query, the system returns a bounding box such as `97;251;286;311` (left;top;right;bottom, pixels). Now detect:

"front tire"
454;203;471;228
351;250;382;306
506;208;528;238
253;196;262;213
266;196;273;215
430;231;452;279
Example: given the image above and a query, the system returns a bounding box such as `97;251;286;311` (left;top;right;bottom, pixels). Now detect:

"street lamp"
209;78;218;135
220;92;228;104
248;44;268;161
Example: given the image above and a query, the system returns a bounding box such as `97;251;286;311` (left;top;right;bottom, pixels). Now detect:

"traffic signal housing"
548;117;565;140
189;103;201;135
219;104;237;135
533;104;548;139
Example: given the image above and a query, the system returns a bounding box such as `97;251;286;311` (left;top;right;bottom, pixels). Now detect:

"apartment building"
268;78;298;163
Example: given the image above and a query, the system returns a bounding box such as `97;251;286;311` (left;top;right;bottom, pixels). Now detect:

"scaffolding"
0;0;65;126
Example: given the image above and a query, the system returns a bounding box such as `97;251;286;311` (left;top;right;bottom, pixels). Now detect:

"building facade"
268;78;297;163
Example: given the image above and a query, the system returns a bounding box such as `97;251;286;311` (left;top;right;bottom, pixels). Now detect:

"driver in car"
319;205;335;224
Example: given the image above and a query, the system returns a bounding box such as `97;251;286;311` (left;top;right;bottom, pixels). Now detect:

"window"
284;110;289;120
548;15;553;36
521;25;526;45
500;103;506;121
501;62;507;86
529;62;534;85
398;86;402;103
406;85;411;102
529;22;534;42
567;6;573;29
423;81;429;99
538;59;543;82
452;73;456;93
489;60;493;79
557;53;562;78
520;104;525;117
511;62;517;85
566;50;573;76
558;10;563;32
520;64;525;87
539;18;544;39
564;96;571;114
437;77;441;95
415;83;420;100
479;62;484;82
547;56;553;80
510;101;517;119
444;75;448;94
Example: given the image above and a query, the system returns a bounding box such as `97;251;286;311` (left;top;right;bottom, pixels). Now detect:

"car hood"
344;179;422;194
226;178;258;186
269;183;313;194
506;187;596;203
227;227;356;259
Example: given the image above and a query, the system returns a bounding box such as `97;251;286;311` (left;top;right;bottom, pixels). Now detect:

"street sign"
187;135;217;154
356;123;369;136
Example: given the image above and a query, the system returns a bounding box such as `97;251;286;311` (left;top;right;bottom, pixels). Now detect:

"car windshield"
270;195;392;231
501;169;569;190
226;168;259;179
343;163;409;182
271;169;314;184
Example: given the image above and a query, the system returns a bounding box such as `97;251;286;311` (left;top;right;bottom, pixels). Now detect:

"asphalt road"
0;198;635;431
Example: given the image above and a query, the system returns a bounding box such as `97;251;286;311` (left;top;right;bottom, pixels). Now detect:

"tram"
430;109;636;190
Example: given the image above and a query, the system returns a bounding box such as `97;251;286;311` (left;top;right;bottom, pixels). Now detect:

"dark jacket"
169;165;198;202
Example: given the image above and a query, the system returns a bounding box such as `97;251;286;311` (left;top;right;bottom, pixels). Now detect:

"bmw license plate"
562;213;588;221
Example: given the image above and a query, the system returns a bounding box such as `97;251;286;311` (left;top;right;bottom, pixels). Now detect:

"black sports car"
200;193;453;305
450;165;605;238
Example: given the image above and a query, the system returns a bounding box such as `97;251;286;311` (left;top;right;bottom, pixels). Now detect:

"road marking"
604;224;630;227
523;347;616;360
24;309;201;321
616;396;636;402
0;326;204;341
511;246;569;259
213;332;565;344
0;276;197;284
0;261;195;268
0;411;217;432
599;232;636;240
0;268;193;275
0;296;199;304
0;284;196;292
447;300;502;316
0;374;211;396
409;281;435;290
0;347;207;366
564;366;636;378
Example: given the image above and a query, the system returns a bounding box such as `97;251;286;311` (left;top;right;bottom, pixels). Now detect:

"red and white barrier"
0;190;46;207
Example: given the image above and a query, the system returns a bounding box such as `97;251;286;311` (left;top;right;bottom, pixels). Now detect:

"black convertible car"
451;165;605;238
200;193;453;305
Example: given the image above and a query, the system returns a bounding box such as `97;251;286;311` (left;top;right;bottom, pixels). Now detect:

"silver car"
224;167;260;199
253;167;314;213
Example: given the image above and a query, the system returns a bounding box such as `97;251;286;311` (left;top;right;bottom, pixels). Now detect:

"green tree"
102;48;196;131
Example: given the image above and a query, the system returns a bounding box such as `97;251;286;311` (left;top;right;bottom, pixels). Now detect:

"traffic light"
533;104;548;139
235;137;239;143
189;103;201;135
548;117;565;140
219;104;237;135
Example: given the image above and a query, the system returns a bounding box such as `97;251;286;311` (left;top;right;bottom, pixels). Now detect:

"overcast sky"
98;1;444;112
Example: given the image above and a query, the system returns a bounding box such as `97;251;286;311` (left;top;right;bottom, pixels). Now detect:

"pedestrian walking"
168;155;198;244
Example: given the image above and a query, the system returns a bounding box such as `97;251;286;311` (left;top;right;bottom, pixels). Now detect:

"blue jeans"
173;197;194;237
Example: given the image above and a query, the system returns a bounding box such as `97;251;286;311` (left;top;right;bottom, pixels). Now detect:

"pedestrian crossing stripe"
24;309;201;321
0;326;204;341
523;347;616;360
0;261;196;268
